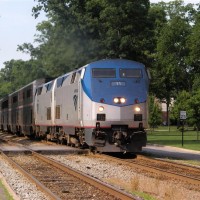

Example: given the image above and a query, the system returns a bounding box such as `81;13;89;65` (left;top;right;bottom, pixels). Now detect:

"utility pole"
180;111;186;147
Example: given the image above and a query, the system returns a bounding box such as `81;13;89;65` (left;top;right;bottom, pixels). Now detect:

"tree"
187;10;200;75
29;0;152;77
170;87;200;141
146;3;167;59
148;95;162;129
170;90;191;126
192;74;200;92
151;1;195;125
188;89;200;140
0;60;15;97
2;0;155;96
0;59;47;98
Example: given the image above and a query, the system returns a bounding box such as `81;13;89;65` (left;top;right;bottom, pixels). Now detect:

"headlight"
120;97;126;103
114;98;119;103
98;106;104;112
114;97;126;104
135;107;141;112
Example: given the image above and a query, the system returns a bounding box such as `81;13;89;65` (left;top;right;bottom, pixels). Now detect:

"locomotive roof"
0;59;146;102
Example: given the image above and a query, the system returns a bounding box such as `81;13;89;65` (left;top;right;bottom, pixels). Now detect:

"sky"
0;0;46;69
0;0;199;69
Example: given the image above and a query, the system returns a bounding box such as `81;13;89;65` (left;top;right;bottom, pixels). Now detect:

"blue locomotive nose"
82;59;149;107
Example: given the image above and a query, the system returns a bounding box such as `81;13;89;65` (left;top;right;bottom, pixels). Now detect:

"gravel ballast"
0;155;49;200
47;154;200;200
0;153;200;200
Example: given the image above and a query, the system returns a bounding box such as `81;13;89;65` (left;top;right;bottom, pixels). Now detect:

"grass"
147;126;200;151
0;180;14;200
106;177;157;200
133;191;157;200
106;175;185;200
130;176;157;200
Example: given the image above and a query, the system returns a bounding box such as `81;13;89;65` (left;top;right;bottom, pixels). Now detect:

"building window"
2;100;8;109
57;75;67;88
70;72;76;84
12;95;18;103
92;68;116;78
119;69;142;78
27;89;32;98
55;105;60;119
37;87;43;95
45;82;53;92
47;107;51;120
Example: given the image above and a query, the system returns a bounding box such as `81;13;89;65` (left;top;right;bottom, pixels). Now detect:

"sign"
180;111;187;120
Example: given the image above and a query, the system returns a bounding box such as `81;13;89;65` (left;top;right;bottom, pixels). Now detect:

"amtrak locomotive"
0;59;150;153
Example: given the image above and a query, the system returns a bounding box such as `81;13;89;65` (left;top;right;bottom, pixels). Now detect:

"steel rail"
0;151;61;200
32;151;137;200
0;136;137;200
137;154;200;171
100;154;200;186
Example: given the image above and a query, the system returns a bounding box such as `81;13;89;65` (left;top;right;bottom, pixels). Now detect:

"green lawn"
147;126;200;151
0;180;14;200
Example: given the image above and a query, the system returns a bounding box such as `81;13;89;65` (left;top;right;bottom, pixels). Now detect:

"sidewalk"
143;144;200;161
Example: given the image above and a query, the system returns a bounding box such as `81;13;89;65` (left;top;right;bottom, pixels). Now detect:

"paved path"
143;144;200;161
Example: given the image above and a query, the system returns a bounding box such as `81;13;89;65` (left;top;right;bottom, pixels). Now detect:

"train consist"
0;59;150;152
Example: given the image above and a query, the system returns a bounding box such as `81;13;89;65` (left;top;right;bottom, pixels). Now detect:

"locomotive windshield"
92;68;116;78
120;69;142;78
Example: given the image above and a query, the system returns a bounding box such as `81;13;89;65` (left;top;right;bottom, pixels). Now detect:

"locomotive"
0;59;150;153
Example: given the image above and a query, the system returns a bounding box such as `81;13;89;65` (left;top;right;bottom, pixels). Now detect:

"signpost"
180;111;187;120
180;111;186;146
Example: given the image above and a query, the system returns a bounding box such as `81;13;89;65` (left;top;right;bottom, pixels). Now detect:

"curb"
146;143;200;154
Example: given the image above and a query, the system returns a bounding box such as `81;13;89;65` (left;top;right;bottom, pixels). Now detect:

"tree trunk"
197;123;200;141
166;99;170;132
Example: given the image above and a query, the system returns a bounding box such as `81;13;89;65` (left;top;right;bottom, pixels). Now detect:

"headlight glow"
114;97;126;104
98;106;104;112
120;97;126;103
135;107;141;112
114;98;119;103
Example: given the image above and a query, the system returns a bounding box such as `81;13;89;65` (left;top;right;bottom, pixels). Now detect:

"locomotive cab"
80;59;149;152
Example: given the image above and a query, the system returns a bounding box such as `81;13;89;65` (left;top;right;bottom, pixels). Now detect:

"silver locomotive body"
0;59;149;153
35;59;149;152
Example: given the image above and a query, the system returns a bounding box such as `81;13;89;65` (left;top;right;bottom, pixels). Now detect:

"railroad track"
0;135;137;200
1;132;200;198
101;153;200;189
136;154;200;180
